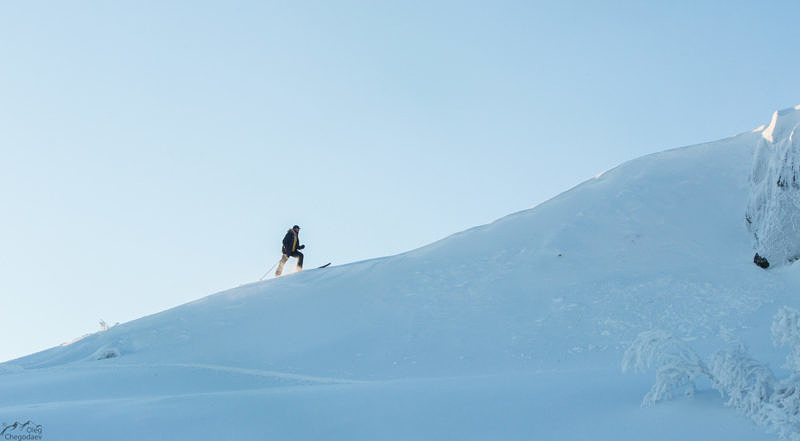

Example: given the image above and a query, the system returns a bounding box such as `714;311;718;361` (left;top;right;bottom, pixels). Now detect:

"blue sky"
2;0;800;362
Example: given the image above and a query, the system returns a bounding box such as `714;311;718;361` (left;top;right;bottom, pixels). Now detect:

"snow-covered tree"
746;107;800;267
773;306;800;371
624;306;800;440
621;330;709;406
707;347;775;427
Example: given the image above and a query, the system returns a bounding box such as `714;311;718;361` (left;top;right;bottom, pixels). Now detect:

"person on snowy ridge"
275;225;305;276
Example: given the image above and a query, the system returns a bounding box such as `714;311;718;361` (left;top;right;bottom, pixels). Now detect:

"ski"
318;263;331;269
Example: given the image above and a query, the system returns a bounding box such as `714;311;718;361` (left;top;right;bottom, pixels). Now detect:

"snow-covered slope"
4;109;800;440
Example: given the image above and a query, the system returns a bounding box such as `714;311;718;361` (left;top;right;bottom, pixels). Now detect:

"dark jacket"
282;229;300;255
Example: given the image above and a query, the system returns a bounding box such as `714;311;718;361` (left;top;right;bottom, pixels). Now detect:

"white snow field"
6;108;800;440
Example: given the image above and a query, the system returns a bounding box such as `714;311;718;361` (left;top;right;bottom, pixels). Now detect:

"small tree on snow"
624;306;800;440
773;306;800;371
708;347;776;427
98;320;119;332
621;330;709;406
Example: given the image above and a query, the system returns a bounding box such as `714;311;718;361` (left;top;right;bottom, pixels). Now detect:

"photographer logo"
0;421;44;440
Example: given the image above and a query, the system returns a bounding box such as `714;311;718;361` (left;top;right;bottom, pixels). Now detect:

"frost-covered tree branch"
746;109;800;268
622;330;709;406
708;348;775;426
624;306;800;440
773;306;800;371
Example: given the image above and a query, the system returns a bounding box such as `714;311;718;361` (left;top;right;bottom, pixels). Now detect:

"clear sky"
2;0;800;363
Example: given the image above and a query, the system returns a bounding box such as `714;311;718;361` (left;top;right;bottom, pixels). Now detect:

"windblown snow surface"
6;109;800;440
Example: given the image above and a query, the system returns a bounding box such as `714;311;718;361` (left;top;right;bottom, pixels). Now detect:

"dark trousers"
287;251;304;268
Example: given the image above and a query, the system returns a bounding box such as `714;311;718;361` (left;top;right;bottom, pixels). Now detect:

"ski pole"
258;258;281;281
